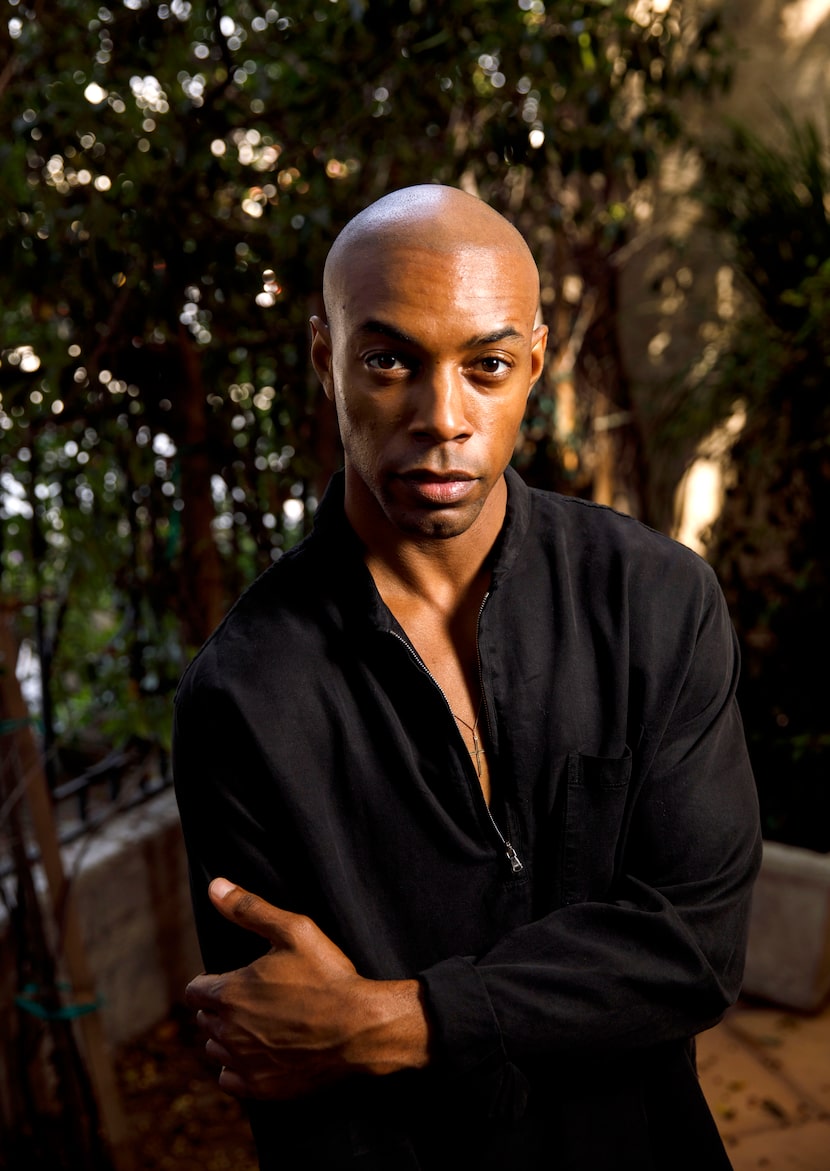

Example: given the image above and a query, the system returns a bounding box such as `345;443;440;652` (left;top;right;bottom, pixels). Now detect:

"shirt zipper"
387;617;524;877
473;593;525;876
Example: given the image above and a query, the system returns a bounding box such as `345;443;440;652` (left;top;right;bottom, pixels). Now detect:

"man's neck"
346;476;507;609
344;469;505;806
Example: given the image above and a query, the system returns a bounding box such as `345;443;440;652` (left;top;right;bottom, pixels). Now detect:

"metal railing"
0;738;173;881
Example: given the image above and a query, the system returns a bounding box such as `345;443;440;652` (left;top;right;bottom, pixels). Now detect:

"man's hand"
184;878;430;1101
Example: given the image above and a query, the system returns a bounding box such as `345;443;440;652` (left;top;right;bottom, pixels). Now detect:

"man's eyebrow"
466;326;524;347
357;320;419;347
356;320;525;348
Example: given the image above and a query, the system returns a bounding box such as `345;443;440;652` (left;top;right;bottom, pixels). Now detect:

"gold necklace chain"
451;701;484;777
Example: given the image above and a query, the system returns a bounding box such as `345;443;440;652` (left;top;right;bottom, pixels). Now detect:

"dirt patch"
114;1007;258;1171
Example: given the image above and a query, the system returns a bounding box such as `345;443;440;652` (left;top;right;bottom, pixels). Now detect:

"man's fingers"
184;976;223;1011
208;877;297;944
217;1065;249;1099
204;1036;233;1067
193;1006;211;1031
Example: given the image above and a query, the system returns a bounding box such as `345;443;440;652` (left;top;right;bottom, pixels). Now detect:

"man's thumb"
209;876;238;903
208;877;285;943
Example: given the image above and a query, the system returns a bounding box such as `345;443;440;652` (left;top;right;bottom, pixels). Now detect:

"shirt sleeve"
172;646;300;975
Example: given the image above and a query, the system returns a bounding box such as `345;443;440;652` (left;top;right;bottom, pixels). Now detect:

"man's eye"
366;353;405;371
477;356;510;374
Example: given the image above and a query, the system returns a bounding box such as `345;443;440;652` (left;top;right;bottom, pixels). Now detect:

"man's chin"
384;500;481;541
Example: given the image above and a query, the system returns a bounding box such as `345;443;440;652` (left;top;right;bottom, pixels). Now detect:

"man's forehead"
341;234;528;269
352;317;527;350
334;239;537;304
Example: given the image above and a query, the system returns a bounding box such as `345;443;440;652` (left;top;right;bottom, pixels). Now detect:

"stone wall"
0;788;201;1052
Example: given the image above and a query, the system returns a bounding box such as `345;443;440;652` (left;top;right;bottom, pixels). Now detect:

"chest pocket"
561;749;632;906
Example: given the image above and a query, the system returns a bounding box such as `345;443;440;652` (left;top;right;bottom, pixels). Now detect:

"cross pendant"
470;729;483;777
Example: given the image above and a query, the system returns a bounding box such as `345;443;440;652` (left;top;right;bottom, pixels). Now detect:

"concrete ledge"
742;840;830;1013
0;787;202;1049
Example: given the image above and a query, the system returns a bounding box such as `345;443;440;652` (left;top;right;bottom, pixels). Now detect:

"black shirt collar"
307;466;532;630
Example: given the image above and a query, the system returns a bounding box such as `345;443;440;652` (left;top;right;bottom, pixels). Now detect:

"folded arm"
185;878;431;1100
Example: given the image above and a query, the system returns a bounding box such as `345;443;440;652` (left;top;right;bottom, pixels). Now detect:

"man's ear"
309;316;335;400
528;323;549;396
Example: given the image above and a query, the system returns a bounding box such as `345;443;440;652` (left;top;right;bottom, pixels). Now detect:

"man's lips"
393;469;479;505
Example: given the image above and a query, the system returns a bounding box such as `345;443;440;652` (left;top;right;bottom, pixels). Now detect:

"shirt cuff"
418;954;530;1121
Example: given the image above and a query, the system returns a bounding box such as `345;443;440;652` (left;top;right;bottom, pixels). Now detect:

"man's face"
311;241;547;541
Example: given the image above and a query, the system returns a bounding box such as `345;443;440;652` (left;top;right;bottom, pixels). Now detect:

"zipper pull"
504;841;524;875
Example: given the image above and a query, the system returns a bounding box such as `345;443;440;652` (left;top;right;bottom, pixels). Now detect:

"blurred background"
1;1;829;1168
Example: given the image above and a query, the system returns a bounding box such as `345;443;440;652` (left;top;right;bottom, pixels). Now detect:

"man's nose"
408;365;471;441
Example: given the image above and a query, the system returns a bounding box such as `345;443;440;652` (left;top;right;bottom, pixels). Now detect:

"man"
174;184;762;1170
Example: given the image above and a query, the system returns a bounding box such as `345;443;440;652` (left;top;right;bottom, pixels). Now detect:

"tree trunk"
174;328;227;650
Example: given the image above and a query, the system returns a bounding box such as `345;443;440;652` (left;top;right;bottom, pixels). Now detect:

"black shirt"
173;467;761;1170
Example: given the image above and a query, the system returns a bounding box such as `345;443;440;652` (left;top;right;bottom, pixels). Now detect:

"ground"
112;995;830;1171
114;1007;258;1171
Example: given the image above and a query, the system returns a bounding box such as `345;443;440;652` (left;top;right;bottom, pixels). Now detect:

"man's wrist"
346;977;432;1077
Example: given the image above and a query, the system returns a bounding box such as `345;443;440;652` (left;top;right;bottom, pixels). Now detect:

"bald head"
323;185;540;325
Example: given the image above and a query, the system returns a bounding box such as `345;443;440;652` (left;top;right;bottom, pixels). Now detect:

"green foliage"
697;113;830;851
0;0;729;773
